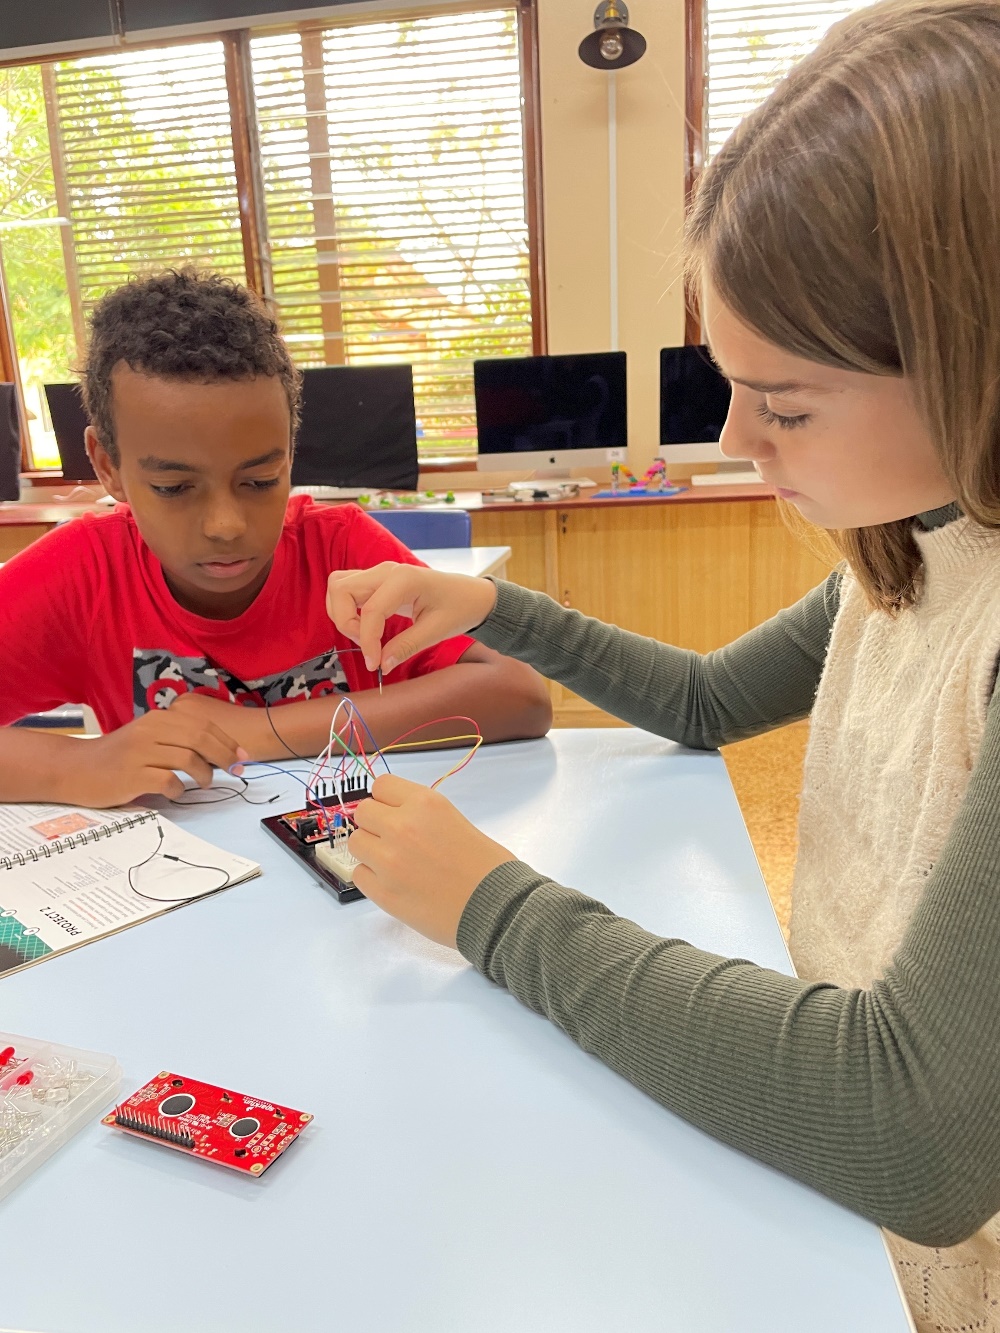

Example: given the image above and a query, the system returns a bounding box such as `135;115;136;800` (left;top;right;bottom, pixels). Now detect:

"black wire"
197;656;313;764
259;653;382;772
169;772;281;807
196;643;389;770
264;699;310;761
172;649;380;804
126;822;233;903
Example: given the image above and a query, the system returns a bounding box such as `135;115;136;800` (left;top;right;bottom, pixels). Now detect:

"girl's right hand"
326;562;498;675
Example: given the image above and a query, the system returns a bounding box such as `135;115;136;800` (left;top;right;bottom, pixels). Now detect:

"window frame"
684;0;707;345
0;0;546;472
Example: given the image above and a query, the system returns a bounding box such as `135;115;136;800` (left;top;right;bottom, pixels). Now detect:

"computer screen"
474;352;627;459
44;383;96;482
291;365;419;491
659;345;731;447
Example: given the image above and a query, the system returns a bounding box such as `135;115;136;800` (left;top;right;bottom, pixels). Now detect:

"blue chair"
367;507;471;550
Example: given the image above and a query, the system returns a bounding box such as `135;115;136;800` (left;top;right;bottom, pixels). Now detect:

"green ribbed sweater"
458;507;1000;1247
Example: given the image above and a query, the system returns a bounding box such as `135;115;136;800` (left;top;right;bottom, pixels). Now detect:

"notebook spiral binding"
0;810;158;872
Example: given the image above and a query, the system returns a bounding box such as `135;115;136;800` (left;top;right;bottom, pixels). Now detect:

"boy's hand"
168;690;269;758
327;563;497;676
60;708;248;807
348;774;516;947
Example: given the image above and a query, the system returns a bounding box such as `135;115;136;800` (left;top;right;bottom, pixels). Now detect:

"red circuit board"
104;1072;312;1176
279;799;364;845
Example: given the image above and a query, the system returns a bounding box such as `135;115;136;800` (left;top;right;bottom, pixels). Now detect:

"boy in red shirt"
0;271;551;807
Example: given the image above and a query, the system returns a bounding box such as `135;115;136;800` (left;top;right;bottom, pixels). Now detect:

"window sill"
21;471;67;486
417;457;477;473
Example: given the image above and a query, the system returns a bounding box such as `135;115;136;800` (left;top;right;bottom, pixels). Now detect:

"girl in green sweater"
328;3;1000;1328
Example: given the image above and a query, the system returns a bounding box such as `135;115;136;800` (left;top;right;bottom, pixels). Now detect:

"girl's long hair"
686;0;1000;611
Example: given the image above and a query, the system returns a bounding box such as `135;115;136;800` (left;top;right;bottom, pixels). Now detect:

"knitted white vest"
789;515;1000;1333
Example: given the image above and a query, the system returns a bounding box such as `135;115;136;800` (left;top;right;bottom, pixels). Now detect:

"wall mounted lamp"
578;1;647;70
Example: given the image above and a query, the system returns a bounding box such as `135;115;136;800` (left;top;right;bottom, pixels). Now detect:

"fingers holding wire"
326;564;403;669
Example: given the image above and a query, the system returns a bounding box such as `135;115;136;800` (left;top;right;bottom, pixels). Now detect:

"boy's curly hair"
82;269;301;463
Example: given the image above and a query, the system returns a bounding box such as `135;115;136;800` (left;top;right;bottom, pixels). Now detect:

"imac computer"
657;345;755;485
291;364;419;495
44;383;96;482
474;351;627;477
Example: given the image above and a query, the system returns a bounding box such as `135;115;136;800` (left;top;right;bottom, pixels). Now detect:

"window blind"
49;41;245;309
705;0;869;158
250;9;532;461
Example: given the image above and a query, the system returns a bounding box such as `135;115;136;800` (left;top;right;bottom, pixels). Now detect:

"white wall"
538;0;687;471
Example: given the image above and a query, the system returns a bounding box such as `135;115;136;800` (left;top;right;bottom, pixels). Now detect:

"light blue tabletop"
0;730;910;1333
413;545;511;578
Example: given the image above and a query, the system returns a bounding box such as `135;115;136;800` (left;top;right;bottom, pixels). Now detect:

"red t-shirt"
0;496;474;733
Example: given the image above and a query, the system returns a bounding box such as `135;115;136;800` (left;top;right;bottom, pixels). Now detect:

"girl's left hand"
348;774;517;947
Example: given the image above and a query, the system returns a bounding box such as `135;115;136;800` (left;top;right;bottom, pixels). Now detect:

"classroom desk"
0;731;910;1333
413;544;511;579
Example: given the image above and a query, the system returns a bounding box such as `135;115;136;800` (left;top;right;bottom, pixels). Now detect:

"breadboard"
314;839;359;885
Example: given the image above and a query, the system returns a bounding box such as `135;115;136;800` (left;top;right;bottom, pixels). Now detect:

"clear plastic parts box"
0;1031;121;1201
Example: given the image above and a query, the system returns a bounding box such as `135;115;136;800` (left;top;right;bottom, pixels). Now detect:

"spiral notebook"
0;803;260;979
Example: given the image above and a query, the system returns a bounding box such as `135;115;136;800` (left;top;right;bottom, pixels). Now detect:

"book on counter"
0;802;259;979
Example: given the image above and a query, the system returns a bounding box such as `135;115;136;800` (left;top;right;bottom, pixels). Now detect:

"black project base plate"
261;814;364;904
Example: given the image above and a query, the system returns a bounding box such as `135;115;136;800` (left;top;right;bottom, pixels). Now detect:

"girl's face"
701;283;955;528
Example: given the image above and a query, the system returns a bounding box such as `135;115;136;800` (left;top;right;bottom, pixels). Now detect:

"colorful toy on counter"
357;489;458;510
592;459;685;500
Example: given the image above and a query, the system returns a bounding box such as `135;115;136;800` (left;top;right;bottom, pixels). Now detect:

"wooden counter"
0;502;102;525
470;481;775;510
0;501;104;561
468;491;834;724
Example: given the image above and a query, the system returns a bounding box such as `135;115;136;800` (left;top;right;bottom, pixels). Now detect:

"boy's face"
87;366;292;618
